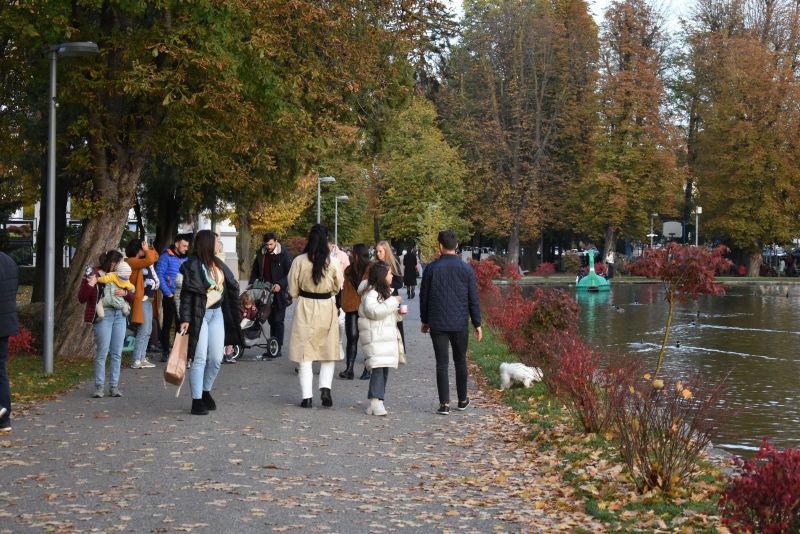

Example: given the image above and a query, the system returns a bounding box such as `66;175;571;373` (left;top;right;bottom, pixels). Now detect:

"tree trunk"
508;222;521;265
32;171;69;303
747;251;762;277
54;209;130;359
236;207;253;281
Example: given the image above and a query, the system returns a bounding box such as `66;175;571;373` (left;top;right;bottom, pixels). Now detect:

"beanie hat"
117;261;132;280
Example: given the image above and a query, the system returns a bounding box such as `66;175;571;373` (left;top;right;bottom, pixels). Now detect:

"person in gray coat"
0;251;19;432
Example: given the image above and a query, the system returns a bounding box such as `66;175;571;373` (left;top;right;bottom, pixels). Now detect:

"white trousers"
298;361;335;399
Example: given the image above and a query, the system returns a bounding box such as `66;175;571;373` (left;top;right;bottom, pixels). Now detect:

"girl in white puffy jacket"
357;262;407;416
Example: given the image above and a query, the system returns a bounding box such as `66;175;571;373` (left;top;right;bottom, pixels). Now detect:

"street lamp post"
317;176;336;224
695;206;702;247
649;213;659;248
44;41;99;375
334;195;349;247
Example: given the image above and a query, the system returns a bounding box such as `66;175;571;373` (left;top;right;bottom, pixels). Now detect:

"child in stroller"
225;281;281;362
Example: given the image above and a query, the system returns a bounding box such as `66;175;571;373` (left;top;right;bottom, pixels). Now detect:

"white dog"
499;362;543;390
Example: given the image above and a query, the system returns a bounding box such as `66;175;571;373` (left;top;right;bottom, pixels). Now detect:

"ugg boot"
366;398;381;415
373;399;387;416
191;399;209;415
320;388;333;407
202;390;216;411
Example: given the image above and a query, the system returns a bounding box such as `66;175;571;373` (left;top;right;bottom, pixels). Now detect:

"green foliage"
378;97;468;249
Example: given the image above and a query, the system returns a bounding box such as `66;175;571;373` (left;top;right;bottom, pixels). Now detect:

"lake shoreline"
496;275;800;286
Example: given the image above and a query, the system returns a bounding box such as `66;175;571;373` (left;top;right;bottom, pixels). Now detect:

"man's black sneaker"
160;354;169;363
436;404;450;415
456;399;471;411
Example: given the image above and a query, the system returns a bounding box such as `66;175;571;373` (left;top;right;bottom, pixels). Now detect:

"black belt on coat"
300;290;331;300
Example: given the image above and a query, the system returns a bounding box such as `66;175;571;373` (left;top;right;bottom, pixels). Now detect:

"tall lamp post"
649;212;659;248
334;195;349;247
45;41;100;375
317;176;336;224
694;206;702;247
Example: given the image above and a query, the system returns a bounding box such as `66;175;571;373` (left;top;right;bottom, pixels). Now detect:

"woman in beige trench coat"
287;224;342;408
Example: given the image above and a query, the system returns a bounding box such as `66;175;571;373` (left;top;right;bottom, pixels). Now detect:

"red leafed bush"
594;262;607;276
283;236;308;257
533;262;556;277
470;259;502;302
501;261;522;280
721;439;800;533
9;324;36;357
517;288;580;364
487;286;535;354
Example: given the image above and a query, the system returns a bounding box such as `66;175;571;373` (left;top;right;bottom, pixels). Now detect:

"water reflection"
535;284;800;454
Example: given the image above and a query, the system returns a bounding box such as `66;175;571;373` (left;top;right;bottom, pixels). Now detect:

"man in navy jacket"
0;251;19;432
420;230;482;415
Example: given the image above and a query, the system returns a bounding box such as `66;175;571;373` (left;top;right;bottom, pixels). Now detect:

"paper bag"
164;332;189;397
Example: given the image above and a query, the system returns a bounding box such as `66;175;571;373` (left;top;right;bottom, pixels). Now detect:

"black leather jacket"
179;257;243;359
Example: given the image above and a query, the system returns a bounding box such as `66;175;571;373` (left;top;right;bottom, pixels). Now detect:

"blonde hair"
376;241;400;275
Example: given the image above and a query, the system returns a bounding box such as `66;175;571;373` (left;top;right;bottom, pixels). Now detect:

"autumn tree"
685;0;800;274
589;0;680;256
444;0;592;265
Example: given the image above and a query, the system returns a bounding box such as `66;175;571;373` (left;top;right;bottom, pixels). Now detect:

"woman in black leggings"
338;244;372;379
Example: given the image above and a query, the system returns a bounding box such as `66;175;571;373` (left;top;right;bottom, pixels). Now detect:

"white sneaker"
372;399;387;416
366;398;377;415
140;358;156;368
131;360;143;369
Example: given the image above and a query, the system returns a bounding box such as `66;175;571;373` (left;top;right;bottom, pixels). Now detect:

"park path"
0;295;603;533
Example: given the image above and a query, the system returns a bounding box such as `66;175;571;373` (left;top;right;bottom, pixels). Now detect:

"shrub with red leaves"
283;236;308;257
470;259;502;302
9;324;36;357
721;439;800;533
533;262;556;277
628;243;732;376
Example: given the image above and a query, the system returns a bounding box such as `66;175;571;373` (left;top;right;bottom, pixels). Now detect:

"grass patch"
9;352;94;405
469;326;726;532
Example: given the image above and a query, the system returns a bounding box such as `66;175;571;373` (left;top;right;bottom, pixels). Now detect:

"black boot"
202;390;216;411
359;367;371;380
191;399;209;415
300;398;312;408
338;354;356;379
320;387;333;407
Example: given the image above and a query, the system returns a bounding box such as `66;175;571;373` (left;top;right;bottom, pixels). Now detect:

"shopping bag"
164;332;189;397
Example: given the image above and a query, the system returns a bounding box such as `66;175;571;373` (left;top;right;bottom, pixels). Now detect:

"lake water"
555;283;799;454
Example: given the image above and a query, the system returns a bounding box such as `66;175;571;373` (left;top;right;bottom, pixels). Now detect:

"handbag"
164;332;189;397
206;288;222;308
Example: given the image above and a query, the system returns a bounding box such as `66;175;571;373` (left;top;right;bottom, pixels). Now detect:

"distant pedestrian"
339;244;372;379
605;250;615;279
78;250;135;398
0;251;19;432
178;230;243;415
420;230;482;415
403;245;418;299
287;224;342;408
156;233;191;362
249;232;293;360
358;262;406;416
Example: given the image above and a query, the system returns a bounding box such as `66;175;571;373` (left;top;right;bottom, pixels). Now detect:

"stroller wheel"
228;345;242;362
267;338;280;358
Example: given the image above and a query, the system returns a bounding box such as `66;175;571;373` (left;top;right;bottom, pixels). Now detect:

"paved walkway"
0;296;601;533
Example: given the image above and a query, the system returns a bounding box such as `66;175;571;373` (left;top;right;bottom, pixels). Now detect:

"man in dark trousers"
0;251;19;432
249;232;293;359
156;233;191;362
420;230;482;415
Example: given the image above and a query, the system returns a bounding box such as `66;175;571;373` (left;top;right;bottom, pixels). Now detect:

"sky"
443;0;691;32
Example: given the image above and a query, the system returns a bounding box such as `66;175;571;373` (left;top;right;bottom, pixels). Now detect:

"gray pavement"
0;295;598;533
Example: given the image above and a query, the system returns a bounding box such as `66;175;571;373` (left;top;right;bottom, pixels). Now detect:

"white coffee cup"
399;304;408;314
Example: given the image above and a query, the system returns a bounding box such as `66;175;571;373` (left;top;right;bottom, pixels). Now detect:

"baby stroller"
228;281;280;361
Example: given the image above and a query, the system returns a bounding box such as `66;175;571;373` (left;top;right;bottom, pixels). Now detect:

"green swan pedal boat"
576;249;610;292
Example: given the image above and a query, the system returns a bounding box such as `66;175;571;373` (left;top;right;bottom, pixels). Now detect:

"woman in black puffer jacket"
178;230;243;415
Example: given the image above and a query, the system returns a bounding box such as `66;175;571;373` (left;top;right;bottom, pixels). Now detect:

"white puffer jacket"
357;284;404;370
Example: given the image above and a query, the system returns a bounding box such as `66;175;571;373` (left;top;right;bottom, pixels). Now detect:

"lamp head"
336;195;349;201
55;42;100;57
319;176;336;183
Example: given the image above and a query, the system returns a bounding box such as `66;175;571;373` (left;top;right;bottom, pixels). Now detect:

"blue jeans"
190;307;224;400
94;309;127;387
132;299;153;362
368;367;389;400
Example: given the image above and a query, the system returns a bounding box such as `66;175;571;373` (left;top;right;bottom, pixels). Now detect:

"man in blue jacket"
0;251;19;432
156;233;191;362
420;230;482;415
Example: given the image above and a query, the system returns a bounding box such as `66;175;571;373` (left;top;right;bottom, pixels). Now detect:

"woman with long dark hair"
286;224;342;407
78;250;135;398
178;230;242;415
403;245;418;299
338;243;372;379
